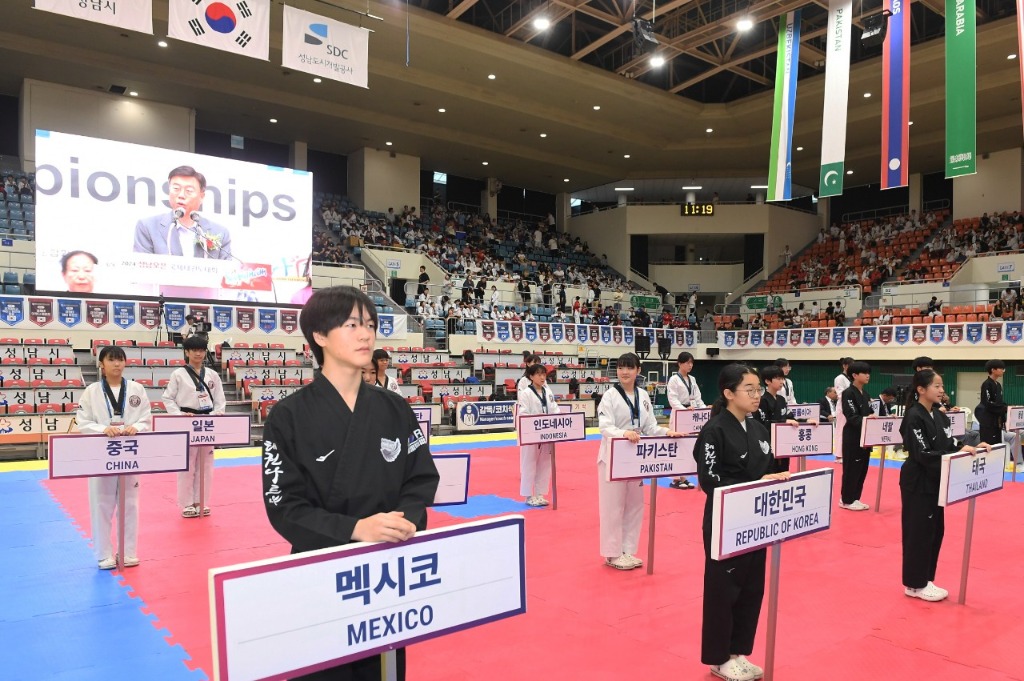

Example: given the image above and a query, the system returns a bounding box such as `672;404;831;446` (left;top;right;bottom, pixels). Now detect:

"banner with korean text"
767;10;801;202
881;0;910;189
282;5;370;89
168;0;270;61
946;0;977;178
35;0;153;33
818;0;852;198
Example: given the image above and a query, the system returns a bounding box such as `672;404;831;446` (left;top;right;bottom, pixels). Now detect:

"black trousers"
901;487;945;589
978;419;1002;446
293;650;405;681
701;535;766;665
841;439;871;504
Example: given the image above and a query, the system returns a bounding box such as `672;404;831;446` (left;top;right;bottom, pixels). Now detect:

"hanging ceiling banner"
767;10;802;202
880;0;910;189
34;0;153;34
282;5;370;89
946;0;977;178
168;0;270;61
818;0;853;198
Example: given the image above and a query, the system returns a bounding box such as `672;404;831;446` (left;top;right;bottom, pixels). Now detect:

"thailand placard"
771;423;833;458
432;454;470;506
210;516;526;681
152;414;252;446
517;411;586;446
608;436;696;481
938;445;1005;507
859;416;903;447
710;468;834;560
671;408;713;435
48;431;190;479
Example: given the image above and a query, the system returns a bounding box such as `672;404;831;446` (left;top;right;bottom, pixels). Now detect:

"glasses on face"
738;386;764;397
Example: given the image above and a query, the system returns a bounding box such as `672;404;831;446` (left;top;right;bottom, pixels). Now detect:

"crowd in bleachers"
0;172;36;240
903;211;1024;281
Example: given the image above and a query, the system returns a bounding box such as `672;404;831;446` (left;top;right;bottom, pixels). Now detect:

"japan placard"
49;431;190;479
153;414;252;446
710;468;834;560
1006;406;1024;431
788;403;821;423
859;416;903;447
671;408;712;435
210;516;526;681
517;411;586;446
938;445;1005;507
772;423;833;458
432;454;470;506
608;436;696;481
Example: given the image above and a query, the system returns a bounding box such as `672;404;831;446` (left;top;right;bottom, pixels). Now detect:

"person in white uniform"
372;349;402;394
775;358;797;406
598;353;683;570
516;354;542;395
78;346;152;569
666;351;704;490
517;364;558;507
162;335;226;518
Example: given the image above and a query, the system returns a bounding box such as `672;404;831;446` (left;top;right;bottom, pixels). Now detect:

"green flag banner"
945;0;977;178
818;0;852;198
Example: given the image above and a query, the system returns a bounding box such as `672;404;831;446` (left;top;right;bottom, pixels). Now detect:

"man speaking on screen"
133;166;233;260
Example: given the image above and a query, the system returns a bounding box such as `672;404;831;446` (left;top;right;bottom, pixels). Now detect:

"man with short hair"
133;166;232;259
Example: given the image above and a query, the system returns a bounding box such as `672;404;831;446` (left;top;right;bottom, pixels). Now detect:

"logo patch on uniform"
759;440;770;454
128;395;141;408
943;427;952;438
381;437;401;462
408;428;427;453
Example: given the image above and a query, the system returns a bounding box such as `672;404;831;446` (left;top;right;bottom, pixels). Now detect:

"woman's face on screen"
62;254;95;293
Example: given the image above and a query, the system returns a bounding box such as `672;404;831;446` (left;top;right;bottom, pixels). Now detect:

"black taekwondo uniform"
899;402;962;589
840;385;874;505
977;376;1007;446
261;374;439;681
695;410;783;666
752;392;792;471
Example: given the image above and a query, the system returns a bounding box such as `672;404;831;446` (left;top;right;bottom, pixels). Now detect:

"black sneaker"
669;478;695;490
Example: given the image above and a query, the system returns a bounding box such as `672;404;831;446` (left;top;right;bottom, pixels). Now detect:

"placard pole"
957;497;977;605
116;476;126;572
381;650;398;681
797;457;806;473
763;542;782;681
646;479;657;575
199;448;207;520
550;450;558;511
874;448;886;512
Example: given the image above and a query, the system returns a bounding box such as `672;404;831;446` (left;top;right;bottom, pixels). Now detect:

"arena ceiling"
1;0;1022;199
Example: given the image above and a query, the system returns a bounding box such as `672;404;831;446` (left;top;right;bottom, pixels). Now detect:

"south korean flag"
169;0;270;60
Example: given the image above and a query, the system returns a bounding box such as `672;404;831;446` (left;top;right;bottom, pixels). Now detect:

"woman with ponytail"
899;369;991;602
695;364;789;681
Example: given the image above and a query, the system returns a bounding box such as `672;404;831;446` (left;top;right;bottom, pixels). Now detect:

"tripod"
154;295;166;345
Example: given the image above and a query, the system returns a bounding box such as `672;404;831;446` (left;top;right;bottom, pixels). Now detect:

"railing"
923;198;951;212
649;259;745;265
841;204;910;224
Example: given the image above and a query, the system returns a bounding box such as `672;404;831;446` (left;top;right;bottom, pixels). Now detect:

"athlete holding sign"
666;352;703;490
517;364;558;507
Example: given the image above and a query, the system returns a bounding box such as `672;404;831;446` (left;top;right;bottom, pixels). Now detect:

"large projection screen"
34;130;313;304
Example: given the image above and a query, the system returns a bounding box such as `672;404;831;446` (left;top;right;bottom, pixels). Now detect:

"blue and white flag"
767;10;801;202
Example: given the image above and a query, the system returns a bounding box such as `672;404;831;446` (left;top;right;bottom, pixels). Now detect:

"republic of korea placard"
153;414;252;446
609;436;697;480
938;445;1005;507
517;411;586;446
49;431;191;479
211;516;526;681
859;416;903;447
710;468;833;560
772;423;833;458
671;408;712;434
1006;406;1024;431
432;454;470;506
789;403;821;422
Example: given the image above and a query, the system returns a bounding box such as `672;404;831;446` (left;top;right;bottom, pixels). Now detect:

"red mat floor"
43;443;1024;681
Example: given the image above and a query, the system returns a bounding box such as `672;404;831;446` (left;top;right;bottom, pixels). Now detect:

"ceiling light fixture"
623;154;631;159
313;77;322;83
128;91;138;97
593;105;601;110
533;17;551;30
438;108;446;113
385;141;393;146
737;17;754;31
614;187;635;191
564;178;570;182
482;161;489;165
909;120;914;125
649;55;666;67
705;128;713;133
269;118;278;123
846;170;854;175
750;184;768;189
488;74;496;79
863;92;872;98
682;186;702;190
158;40;168;47
1010;54;1018;60
796;146;804;151
539;133;547;138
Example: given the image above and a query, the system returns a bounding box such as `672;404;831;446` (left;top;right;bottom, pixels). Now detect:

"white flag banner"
168;0;270;61
282;5;370;89
817;0;853;198
34;0;153;34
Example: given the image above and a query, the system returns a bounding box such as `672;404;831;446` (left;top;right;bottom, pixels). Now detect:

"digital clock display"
681;203;715;216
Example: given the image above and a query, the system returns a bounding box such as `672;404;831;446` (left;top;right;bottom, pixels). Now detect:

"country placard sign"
411;405;432;447
432;454;470;506
1005;406;1024;431
608;436;697;481
671;408;712;435
947;410;966;438
771;423;833;458
859;416;903;447
938;445;1005;507
48;431;191;479
210;516;526;681
789;403;821;422
152;414;252;446
710;468;834;560
516;411;586;446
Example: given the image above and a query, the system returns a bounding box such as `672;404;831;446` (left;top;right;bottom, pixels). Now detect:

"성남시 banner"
767;10;801;202
946;0;977;178
282;5;370;89
880;0;910;189
719;319;1024;349
818;0;853;198
34;0;153;33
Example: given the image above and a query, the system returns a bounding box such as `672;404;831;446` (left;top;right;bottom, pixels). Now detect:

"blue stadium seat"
2;272;17;285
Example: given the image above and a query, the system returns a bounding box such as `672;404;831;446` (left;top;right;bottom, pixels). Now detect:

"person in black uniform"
976;359;1007;446
751;365;799;472
840;361;873;511
695;363;789;681
261;286;439;681
900;369;990;602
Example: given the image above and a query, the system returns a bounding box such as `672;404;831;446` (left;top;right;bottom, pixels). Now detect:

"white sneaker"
839;501;869;511
927;581;949;599
710;657;758;681
905;583;948;602
852;500;870;510
525;496;542;507
535;496;549;506
604;555;635;570
1016;463;1024;474
735;656;764;679
97;556;116;570
123;556;140;568
624;553;643;568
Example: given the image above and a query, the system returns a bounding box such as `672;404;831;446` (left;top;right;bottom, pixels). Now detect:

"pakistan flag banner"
768;10;801;202
818;0;853;197
946;0;976;177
